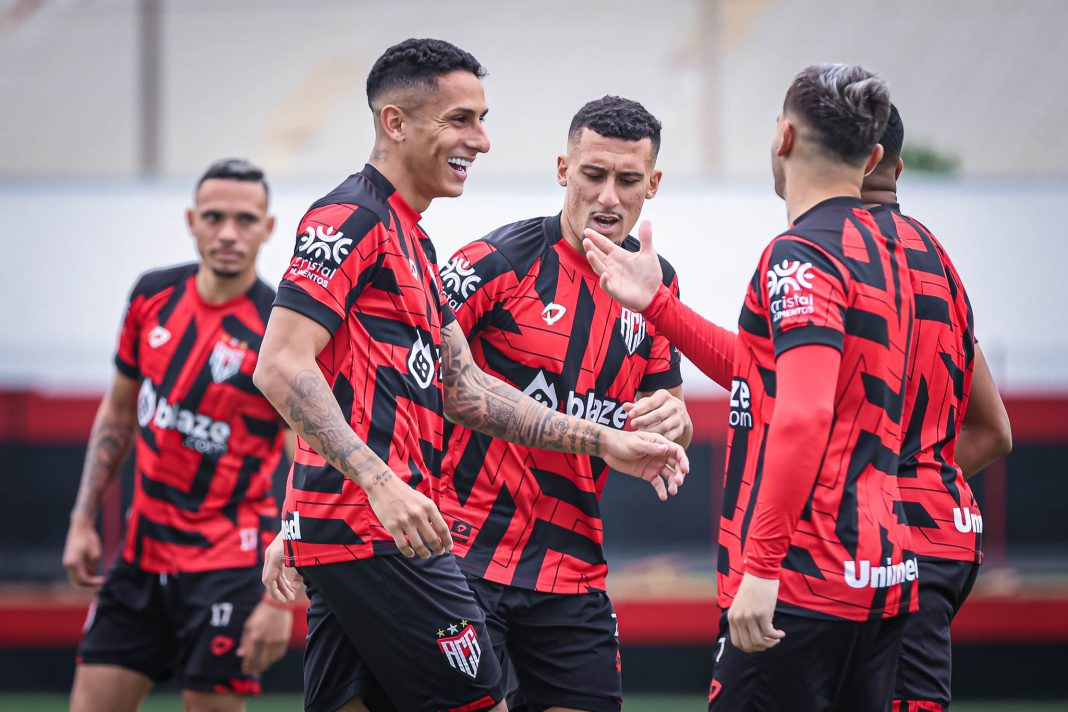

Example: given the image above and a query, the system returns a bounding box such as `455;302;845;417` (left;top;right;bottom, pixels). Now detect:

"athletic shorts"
77;557;263;695
892;557;979;711
708;609;907;712
299;554;503;712
466;575;622;712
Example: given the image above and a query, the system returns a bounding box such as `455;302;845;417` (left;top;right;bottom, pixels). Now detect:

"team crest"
437;620;482;678
619;308;647;356
209;336;248;384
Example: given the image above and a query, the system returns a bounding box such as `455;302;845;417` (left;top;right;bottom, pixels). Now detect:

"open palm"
583;220;664;311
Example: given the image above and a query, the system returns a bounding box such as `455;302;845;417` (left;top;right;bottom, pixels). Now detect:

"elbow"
993;421;1013;460
253;356;284;402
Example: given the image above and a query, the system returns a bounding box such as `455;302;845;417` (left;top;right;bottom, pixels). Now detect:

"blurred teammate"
253;39;688;712
63;159;293;712
861;104;1012;712
437;95;691;711
585;64;917;710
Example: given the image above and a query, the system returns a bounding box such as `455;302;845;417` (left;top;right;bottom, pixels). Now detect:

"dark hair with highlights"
195;158;269;201
366;38;485;108
568;95;662;156
783;63;891;164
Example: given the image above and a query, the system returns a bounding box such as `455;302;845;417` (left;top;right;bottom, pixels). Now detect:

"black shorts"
893;557;979;710
708;609;907;712
299;554;503;712
77;558;263;694
465;576;622;712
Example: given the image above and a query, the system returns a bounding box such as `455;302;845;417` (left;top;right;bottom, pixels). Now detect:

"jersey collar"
360;163;423;226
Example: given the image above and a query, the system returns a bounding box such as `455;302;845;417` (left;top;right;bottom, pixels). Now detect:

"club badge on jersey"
437;620;482;678
209;336;249;384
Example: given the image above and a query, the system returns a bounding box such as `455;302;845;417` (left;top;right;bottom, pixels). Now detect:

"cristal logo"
440;257;481;301
523;371;558;410
729;378;752;429
408;335;435;389
281;512;302;541
619;308;647;355
298;225;352;263
541;303;567;326
953;507;984;534
843;556;919;589
766;259;814;298
137;379;232;457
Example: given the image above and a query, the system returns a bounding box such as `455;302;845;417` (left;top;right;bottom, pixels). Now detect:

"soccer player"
861;104;1012;712
63;159;293;712
436;95;691;712
585;64;918;710
253;39;689;712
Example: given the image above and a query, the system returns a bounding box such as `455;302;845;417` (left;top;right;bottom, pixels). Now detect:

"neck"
195;266;255;304
369;149;429;213
784;159;865;224
861;188;898;209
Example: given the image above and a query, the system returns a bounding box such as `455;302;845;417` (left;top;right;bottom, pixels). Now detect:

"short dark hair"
195;158;269;201
366;38;485;109
783;63;891;164
878;103;904;160
568;95;662;156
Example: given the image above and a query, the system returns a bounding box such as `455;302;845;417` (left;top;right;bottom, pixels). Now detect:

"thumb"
638;220;655;253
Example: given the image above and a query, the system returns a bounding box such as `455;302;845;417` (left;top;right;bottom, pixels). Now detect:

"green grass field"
1;695;1066;711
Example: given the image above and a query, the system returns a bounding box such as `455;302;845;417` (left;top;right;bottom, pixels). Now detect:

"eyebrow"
449;106;489;119
579;162;645;178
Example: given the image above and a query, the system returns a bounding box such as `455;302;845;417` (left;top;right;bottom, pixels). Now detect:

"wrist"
640;283;673;320
261;593;292;611
70;510;96;526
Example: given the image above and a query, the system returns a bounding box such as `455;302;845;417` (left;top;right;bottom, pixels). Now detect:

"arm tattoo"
282;370;394;489
72;414;135;520
441;323;603;455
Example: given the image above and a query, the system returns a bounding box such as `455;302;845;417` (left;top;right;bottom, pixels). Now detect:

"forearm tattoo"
72;415;135;519
441;323;602;455
283;370;393;489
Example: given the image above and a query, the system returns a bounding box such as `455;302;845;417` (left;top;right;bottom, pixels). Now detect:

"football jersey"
114;263;284;573
719;197;917;621
274;164;453;568
872;204;981;563
437;214;682;593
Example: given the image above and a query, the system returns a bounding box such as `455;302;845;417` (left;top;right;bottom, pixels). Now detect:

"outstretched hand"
602;429;689;500
583;220;664;311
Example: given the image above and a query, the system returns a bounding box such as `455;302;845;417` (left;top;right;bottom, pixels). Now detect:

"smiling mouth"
447;156;473;177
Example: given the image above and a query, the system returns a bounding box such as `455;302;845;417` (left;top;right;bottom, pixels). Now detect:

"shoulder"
479;216;552;277
247;278;277;324
129;262;198;300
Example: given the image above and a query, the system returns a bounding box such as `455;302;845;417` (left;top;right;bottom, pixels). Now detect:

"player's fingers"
663;467;679;496
417;516;446;557
585;246;609;276
759;617;786;642
429;512;454;554
406;524;432;559
638;220;657;252
393;531;416;558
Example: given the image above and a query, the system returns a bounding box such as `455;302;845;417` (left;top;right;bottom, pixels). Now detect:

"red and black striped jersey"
274;164;454;568
719;197;917;621
114;263;284;573
437;214;682;593
872;204;981;563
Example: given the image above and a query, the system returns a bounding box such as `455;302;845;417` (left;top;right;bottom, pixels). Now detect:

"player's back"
721;197;917;621
872;204;981;563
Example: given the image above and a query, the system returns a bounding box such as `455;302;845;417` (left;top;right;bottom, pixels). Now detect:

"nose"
598;180;620;210
469;121;490;154
217;217;239;243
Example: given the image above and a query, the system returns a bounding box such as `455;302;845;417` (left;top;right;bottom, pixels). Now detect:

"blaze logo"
437;622;481;678
766;259;814;297
408;334;435;389
541;303;567;326
137;379;232;456
440;256;481;303
298;225;352;263
619;308;647;355
728;378;752;430
449;518;473;544
210;634;235;656
523;371;559;410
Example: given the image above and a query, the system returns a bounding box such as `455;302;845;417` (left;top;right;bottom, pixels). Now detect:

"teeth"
447;157;472;168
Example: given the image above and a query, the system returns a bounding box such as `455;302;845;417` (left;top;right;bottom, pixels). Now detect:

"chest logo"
209;336;248;384
619;308;647;355
541;303;567;326
408;334;436;389
522;371;559;411
147;325;171;349
298;225;352;263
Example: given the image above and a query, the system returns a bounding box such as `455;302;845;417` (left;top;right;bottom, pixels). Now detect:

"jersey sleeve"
439;240;519;338
274;203;385;335
763;236;849;358
113;278;145;379
638;270;683;392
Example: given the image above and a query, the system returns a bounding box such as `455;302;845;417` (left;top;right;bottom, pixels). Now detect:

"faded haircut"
783;63;891;164
366;38;485;109
568;95;662;156
195;158;269;202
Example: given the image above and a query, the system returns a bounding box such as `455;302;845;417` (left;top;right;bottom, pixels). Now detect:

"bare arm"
957;345;1012;478
629;386;693;449
440;321;688;499
253;306;450;557
63;372;139;586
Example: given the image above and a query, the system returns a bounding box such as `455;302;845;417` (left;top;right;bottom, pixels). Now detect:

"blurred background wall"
1;0;1066;702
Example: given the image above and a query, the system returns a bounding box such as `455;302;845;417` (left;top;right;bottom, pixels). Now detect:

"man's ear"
776;119;795;158
863;143;885;176
646;168;663;199
379;104;407;143
556;154;568;187
186;207;195;232
895;157;904;180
